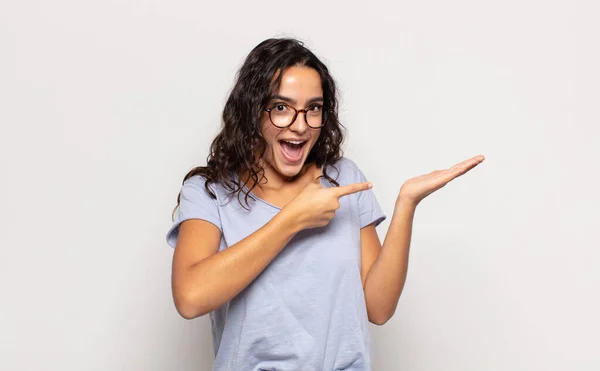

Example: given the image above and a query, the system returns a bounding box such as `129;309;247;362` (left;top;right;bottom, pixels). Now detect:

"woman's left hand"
398;155;485;207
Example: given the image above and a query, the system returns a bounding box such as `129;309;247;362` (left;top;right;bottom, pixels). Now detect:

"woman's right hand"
283;179;373;230
172;179;372;319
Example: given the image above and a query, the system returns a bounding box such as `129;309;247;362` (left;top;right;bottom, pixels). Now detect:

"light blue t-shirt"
166;157;386;371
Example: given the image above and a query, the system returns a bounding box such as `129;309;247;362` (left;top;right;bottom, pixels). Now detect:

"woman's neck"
239;160;319;191
263;162;318;189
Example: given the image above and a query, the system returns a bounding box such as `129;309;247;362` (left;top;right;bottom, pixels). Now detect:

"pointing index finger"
332;182;373;198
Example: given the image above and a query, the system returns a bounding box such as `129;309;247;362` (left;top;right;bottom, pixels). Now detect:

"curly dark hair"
174;37;345;215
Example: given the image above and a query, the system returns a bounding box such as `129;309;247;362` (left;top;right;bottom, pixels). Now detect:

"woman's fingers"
448;155;485;175
450;155;484;170
433;155;485;184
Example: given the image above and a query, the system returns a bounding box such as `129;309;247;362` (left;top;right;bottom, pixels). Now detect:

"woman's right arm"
170;180;371;319
171;208;301;319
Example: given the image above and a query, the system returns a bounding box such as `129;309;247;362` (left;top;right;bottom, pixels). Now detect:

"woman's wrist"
274;206;306;236
395;196;418;212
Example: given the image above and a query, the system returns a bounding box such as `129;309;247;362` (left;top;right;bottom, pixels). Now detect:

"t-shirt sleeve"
350;160;387;228
165;176;222;248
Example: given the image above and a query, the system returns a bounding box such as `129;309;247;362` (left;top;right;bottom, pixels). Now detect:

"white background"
1;0;599;370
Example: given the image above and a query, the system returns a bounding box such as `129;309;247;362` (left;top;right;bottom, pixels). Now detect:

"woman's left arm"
361;155;485;325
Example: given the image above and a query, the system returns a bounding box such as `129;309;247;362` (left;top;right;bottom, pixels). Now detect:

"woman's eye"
308;105;322;112
274;104;288;112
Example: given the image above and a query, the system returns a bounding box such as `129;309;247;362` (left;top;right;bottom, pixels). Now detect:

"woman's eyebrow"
271;95;296;104
271;95;324;105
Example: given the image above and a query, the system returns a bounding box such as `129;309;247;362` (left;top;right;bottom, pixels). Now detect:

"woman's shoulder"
326;156;363;183
181;174;230;200
333;156;360;170
182;174;212;192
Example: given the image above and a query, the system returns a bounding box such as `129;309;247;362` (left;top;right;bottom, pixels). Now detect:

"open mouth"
279;139;307;163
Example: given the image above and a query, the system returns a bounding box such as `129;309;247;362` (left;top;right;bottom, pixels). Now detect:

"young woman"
166;38;484;371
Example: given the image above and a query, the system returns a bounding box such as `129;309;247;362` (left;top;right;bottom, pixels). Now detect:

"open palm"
399;155;485;206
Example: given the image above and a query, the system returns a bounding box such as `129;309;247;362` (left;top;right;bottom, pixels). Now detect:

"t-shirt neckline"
237;164;327;211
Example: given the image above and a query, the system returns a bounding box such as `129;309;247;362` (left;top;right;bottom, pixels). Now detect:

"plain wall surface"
1;0;599;370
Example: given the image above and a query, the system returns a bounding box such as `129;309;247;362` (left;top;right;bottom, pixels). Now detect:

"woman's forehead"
273;66;323;99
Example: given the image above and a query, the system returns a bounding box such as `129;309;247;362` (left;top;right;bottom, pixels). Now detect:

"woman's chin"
274;158;306;178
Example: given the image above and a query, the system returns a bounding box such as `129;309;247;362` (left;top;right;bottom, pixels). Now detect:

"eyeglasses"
264;103;325;129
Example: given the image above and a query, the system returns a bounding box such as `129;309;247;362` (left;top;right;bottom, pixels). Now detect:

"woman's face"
259;66;323;180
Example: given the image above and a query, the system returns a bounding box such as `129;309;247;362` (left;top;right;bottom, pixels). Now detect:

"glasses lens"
270;104;295;128
306;106;324;128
